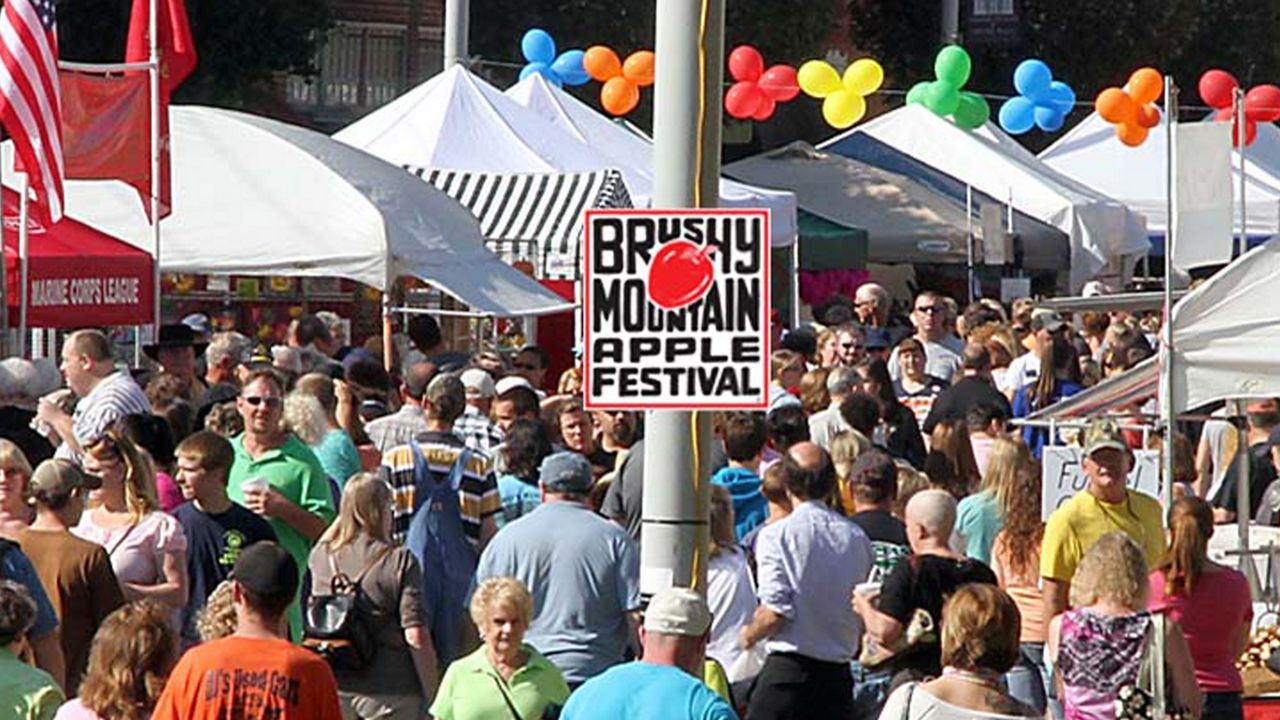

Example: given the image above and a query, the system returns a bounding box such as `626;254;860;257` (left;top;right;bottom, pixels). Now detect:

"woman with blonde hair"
955;438;1032;564
829;428;872;516
308;472;438;719
74;428;187;610
816;327;840;368
706;485;757;685
0;439;34;537
430;576;569;720
1048;533;1202;720
55;601;178;720
1149;496;1252;719
879;584;1038;718
799;368;830;416
928;420;981;498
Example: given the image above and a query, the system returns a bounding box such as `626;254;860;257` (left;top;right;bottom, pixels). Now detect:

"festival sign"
1040;446;1161;520
583;209;770;410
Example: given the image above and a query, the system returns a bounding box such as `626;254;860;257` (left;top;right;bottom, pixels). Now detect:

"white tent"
504;74;799;248
819;104;1150;291
3;106;573;317
1040;111;1280;238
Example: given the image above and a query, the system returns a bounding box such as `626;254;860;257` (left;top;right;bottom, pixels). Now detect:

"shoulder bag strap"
900;681;916;720
446;447;473;493
104;520;139;558
353;544;395;585
492;674;524;720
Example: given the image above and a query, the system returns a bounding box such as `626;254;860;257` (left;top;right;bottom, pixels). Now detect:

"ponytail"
1159;496;1213;597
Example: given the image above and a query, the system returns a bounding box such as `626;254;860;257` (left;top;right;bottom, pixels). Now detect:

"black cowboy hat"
143;324;209;362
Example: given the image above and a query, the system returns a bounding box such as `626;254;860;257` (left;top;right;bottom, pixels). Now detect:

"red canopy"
3;188;153;328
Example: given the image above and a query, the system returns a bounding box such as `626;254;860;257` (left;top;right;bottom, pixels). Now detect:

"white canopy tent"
819;104;1150;291
504;73;798;247
2;106;573;317
1040;111;1280;239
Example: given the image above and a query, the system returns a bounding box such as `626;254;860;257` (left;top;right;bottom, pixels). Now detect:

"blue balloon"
1013;59;1053;102
521;29;557;64
998;96;1037;134
552;50;590;86
1034;105;1065;132
1046;80;1076;115
519;61;561;87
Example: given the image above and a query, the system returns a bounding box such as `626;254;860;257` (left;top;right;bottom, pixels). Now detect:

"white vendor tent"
2;106;573;317
820;104;1150;291
504;74;798;247
1040;111;1280;240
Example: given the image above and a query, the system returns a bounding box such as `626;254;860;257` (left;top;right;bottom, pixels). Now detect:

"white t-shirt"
705;547;758;682
997;351;1040;396
880;682;1033;719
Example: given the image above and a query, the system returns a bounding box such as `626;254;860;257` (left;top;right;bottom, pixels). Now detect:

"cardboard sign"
583;209;770;410
1040;447;1161;519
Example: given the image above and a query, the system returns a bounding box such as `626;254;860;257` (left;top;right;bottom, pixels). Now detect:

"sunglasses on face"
915;306;943;314
242;395;283;408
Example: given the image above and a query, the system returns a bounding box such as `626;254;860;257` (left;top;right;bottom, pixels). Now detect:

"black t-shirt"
1213;441;1275;519
174;500;277;642
586;446;617;479
851;509;908;545
921;376;1012;434
877;553;997;677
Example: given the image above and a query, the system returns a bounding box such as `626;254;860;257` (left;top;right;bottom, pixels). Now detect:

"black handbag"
302;544;391;671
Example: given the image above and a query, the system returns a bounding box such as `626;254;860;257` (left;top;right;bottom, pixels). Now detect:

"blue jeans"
1203;691;1244;720
849;660;893;720
1006;642;1049;715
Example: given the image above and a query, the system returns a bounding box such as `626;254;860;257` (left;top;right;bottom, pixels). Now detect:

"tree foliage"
57;0;331;108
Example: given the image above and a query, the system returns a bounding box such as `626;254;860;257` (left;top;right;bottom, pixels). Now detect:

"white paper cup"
855;581;882;598
240;476;270;494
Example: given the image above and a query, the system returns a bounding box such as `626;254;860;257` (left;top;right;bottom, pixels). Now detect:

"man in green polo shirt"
227;368;336;637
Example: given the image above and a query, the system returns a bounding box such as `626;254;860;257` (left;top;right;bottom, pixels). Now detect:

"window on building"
973;0;1014;15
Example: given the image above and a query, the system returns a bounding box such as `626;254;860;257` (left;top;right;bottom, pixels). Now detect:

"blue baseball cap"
539;452;595;494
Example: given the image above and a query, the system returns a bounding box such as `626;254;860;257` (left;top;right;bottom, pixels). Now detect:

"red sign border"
582;208;771;412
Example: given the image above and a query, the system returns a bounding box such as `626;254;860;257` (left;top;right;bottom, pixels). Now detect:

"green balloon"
934;45;972;87
905;81;930;106
925;82;960;116
953;91;990;129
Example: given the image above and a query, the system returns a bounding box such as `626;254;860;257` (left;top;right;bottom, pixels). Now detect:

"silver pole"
1237;88;1247;258
1160;76;1175;510
1236;399;1260;597
966;184;975;303
17;173;28;358
442;0;469;69
149;0;162;334
790;236;800;329
641;0;723;597
941;0;960;43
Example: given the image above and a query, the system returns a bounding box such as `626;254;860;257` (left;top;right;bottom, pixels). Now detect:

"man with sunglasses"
227;369;336;638
887;291;963;384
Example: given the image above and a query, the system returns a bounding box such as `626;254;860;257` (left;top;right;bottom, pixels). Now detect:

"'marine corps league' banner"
583;209;770;410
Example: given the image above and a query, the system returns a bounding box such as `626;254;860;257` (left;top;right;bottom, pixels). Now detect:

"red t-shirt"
1147;566;1253;692
152;635;343;719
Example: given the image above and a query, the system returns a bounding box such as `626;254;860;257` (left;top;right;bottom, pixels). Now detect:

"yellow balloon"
798;60;842;98
844;58;884;96
822;90;866;129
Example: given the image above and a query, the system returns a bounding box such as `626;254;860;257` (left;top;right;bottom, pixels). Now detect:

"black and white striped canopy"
408;167;632;279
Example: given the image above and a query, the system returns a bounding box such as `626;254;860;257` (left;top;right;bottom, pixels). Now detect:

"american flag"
0;0;63;223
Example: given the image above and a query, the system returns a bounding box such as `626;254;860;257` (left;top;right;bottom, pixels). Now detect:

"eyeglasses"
242;395;283;408
915;306;943;314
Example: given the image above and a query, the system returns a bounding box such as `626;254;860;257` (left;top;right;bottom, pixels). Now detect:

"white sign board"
583;209;771;410
1040;447;1162;520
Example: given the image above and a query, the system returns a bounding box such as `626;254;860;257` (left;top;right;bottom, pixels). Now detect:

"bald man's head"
783;442;836;502
905;489;957;548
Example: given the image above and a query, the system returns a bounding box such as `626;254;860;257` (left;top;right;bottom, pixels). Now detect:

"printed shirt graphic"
174;501;278;642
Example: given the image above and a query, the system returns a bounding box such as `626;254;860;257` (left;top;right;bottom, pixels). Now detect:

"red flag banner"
60;71;149;182
0;0;64;223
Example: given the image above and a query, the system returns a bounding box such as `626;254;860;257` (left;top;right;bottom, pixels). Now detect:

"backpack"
405;441;477;666
302;544;392;672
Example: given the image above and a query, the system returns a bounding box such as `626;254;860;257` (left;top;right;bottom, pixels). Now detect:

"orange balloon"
1115;122;1149;147
601;77;640;115
1127;67;1163;105
1095;87;1136;125
584;46;622;82
623;51;656;87
1136;104;1160;129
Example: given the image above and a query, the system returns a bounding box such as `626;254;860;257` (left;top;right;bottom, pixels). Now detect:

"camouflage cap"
1082;418;1128;456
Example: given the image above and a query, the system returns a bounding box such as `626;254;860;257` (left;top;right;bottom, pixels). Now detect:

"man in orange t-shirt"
152;542;342;719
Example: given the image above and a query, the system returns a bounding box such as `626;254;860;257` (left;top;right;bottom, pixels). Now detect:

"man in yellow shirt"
1040;418;1166;620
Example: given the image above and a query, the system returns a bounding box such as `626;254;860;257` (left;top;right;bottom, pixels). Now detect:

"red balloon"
1216;107;1258;146
1247;84;1280;123
1199;69;1239;110
752;96;777;121
724;81;765;120
759;65;799;102
728;45;764;82
1136;104;1160;129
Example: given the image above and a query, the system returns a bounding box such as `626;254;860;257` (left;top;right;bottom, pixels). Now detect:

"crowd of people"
0;283;1263;719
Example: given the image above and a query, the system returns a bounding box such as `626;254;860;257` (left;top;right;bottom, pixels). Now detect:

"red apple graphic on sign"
647;240;717;310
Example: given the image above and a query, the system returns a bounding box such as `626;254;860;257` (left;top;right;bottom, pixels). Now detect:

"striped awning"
407;167;632;279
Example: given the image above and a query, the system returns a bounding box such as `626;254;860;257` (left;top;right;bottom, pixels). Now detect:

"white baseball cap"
495;375;533;395
460;368;496;398
644;587;712;637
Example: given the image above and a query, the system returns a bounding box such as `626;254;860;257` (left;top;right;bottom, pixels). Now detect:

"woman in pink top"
1148;496;1252;720
73;428;188;611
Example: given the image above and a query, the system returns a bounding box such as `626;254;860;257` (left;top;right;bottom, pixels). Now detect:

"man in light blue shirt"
475;452;641;686
740;443;873;720
563;587;737;720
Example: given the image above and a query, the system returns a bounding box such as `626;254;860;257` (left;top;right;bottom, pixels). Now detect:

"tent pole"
149;0;162;338
442;0;468;68
1236;89;1247;259
1235;399;1260;598
381;291;393;373
16;174;28;358
1160;76;1175;509
966;184;974;303
0;149;8;356
790;236;800;329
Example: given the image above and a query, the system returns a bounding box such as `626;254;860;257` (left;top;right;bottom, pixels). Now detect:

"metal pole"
17;173;28;358
641;0;723;597
941;0;960;43
0;142;8;356
966;184;975;303
149;0;162;334
790;236;800;329
1236;88;1247;258
442;0;468;69
1235;399;1261;597
1160;76;1175;510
